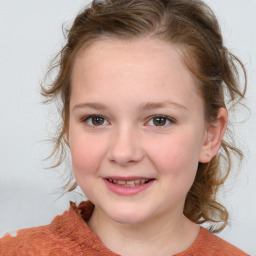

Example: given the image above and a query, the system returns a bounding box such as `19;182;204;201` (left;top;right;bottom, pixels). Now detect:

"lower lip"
104;179;154;196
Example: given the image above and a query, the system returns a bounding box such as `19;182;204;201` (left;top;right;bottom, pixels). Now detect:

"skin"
68;37;227;256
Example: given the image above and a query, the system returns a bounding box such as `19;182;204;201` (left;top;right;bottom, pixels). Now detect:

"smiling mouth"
106;178;153;187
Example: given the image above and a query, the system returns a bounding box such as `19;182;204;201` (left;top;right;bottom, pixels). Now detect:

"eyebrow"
138;101;188;112
73;102;107;111
72;101;188;112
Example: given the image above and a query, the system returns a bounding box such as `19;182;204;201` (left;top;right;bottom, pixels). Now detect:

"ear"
199;107;228;163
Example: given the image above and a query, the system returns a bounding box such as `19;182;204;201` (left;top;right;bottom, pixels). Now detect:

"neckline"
51;201;207;255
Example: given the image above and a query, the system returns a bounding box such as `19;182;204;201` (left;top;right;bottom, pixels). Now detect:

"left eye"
83;115;109;126
146;116;174;127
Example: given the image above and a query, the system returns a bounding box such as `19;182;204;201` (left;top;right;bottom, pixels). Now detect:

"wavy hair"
42;0;246;232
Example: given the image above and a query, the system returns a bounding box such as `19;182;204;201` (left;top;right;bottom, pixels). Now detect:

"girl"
0;0;250;255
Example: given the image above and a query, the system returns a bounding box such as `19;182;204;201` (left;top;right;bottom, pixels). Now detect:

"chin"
106;206;151;225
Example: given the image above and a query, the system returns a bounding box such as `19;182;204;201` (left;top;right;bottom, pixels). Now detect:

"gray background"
0;0;255;255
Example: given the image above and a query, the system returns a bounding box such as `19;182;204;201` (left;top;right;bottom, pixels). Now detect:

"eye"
146;115;175;127
82;115;109;126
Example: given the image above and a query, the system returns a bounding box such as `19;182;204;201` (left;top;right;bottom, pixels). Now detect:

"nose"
107;126;144;166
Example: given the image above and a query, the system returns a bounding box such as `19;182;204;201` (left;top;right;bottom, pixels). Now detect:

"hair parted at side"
41;0;246;232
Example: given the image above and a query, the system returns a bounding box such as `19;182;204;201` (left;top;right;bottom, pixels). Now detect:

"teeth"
126;180;135;185
117;180;125;185
108;178;150;187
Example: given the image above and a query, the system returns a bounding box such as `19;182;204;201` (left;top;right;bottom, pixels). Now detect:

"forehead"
70;37;203;109
74;37;190;74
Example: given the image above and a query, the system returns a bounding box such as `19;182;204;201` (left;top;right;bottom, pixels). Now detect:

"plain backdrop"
0;0;255;255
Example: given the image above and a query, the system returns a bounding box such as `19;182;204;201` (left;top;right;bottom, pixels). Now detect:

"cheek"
71;144;95;173
148;131;201;177
69;131;106;176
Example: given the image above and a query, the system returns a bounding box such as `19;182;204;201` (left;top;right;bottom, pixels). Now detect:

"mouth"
106;178;153;187
103;176;155;195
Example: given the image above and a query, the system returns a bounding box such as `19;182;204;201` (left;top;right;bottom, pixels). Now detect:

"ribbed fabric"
0;201;248;256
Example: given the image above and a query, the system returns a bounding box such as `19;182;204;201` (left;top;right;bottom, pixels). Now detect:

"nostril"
107;144;145;165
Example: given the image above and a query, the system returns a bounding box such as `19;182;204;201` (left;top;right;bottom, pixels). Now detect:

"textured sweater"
0;201;248;256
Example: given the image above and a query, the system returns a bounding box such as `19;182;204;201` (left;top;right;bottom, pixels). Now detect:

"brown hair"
42;0;246;232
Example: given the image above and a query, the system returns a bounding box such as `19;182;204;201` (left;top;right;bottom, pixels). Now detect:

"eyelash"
81;114;176;128
81;115;110;127
146;115;176;127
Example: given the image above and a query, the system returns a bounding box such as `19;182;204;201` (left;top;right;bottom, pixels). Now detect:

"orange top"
0;201;248;256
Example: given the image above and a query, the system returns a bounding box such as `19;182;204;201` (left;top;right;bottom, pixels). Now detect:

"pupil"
153;117;166;126
92;116;104;125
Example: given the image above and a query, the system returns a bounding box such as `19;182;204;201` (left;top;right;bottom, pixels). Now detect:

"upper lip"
104;176;154;181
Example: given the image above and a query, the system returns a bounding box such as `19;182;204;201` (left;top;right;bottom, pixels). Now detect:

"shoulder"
0;202;88;256
0;201;118;256
176;227;249;256
0;224;58;255
0;209;78;256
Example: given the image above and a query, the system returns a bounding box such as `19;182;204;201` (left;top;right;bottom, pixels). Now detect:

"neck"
88;207;200;256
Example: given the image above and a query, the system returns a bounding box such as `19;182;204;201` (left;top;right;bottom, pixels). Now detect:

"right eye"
82;115;109;127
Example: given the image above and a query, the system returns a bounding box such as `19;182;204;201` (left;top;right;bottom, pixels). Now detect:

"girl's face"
69;38;208;225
